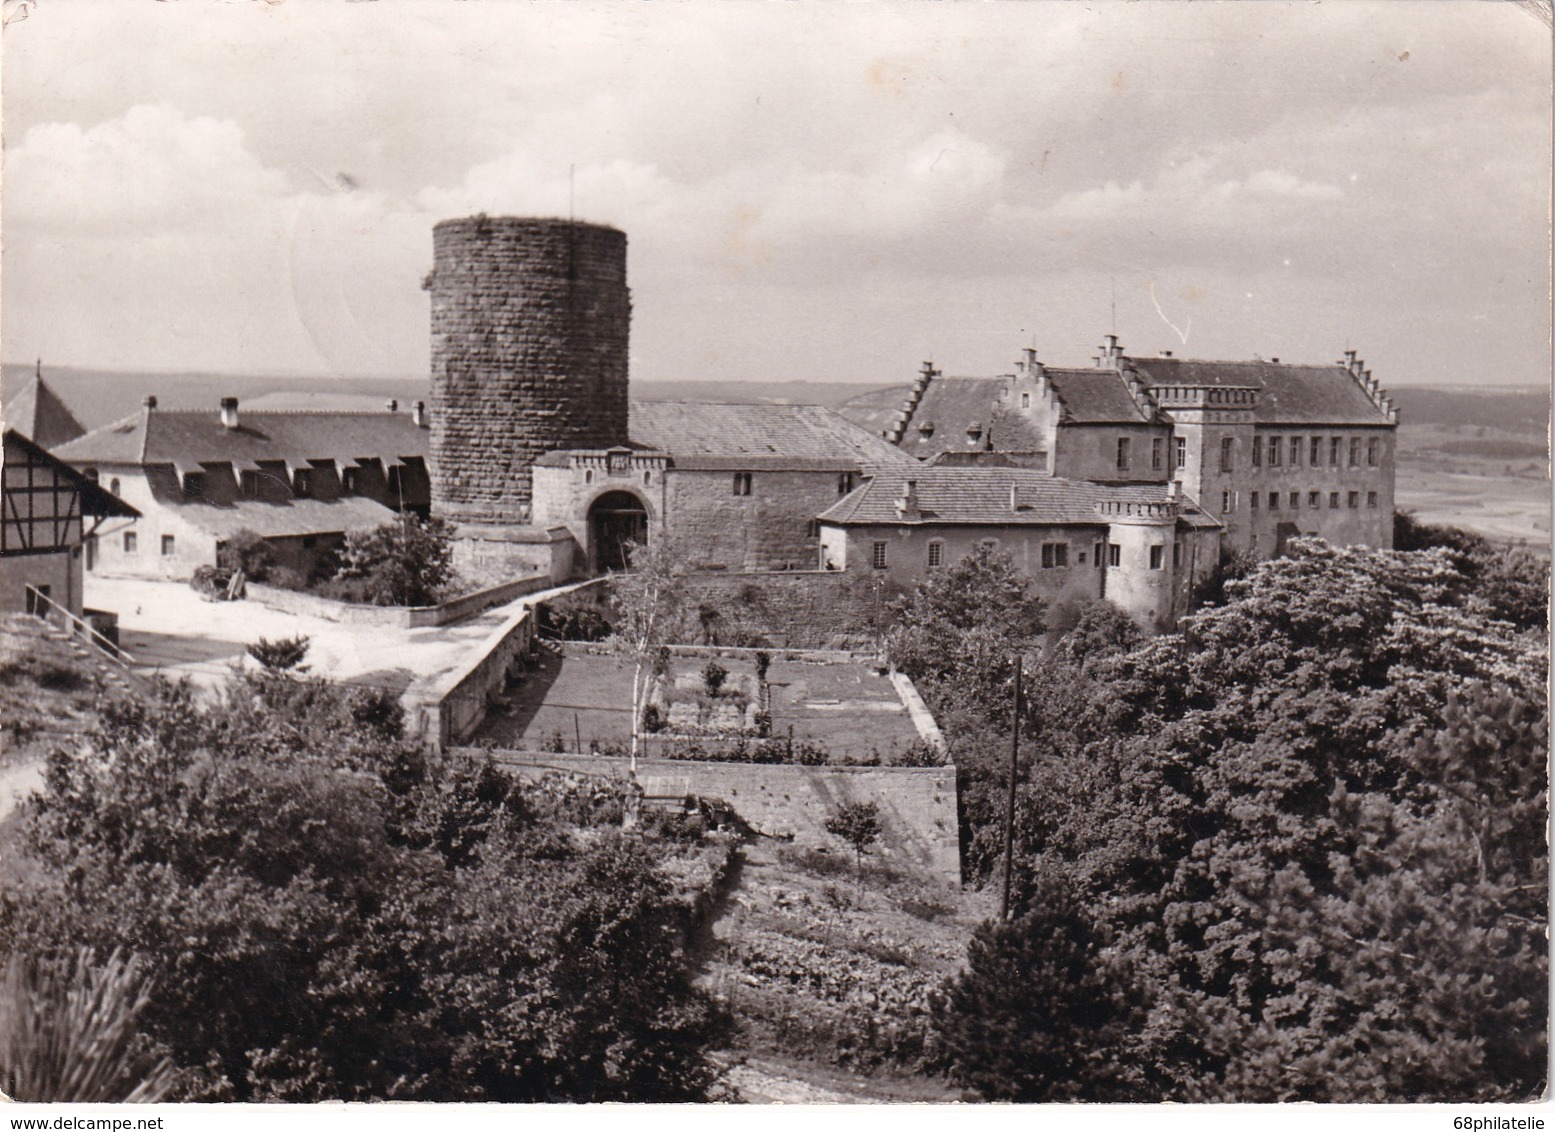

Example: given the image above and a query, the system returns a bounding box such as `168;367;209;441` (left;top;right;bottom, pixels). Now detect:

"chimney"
1022;346;1037;372
386;399;399;413
895;479;921;520
412;400;428;428
1168;479;1181;499
142;395;158;411
219;397;239;430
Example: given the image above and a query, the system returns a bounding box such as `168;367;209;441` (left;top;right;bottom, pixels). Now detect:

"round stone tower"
427;216;631;525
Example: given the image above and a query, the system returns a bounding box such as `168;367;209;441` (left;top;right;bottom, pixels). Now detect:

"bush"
246;635;310;672
701;662;728;697
216;529;273;583
754;651;772;682
331;515;456;607
640;703;664;734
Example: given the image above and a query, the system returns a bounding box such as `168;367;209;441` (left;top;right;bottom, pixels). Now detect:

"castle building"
50;398;431;582
884;337;1397;561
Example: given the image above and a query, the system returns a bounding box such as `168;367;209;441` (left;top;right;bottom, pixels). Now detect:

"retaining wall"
468;748;961;885
404;604;537;746
247;574;550;628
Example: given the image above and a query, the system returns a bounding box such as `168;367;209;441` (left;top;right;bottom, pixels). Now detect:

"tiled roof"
51;408;431;467
627;400;916;470
4;376;86;449
171;496;397;540
818;467;1220;529
895;378;1046;460
1125;357;1393;426
1043;368;1153;424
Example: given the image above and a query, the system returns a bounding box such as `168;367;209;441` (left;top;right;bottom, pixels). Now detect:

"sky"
2;0;1550;389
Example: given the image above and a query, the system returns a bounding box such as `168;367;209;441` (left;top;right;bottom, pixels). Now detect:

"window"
732;472;753;496
1290;437;1302;466
584;469;594;485
1268;492;1280;510
1367;491;1378;508
123;531;137;554
1152;437;1164;471
1041;542;1069;569
1172;541;1183;569
1094;540;1107;569
1222;490;1234;513
1308;490;1321;508
182;471;205;497
837;472;855;496
341;467;359;495
1175;437;1186;469
1330;491;1341;509
871;540;888;570
806;519;821;538
1116;437;1131;471
1367;438;1379;466
644;471;652;486
1330;437;1342;466
1349;438;1361;467
927;541;944;569
980;538;1001;552
1020;392;1031;409
1213;436;1230;473
1251;492;1259;510
1267;436;1281;467
1348;491;1360;509
161;535;175;556
1149;545;1164;570
109;477;121;497
1310;436;1322;466
1289;492;1300;510
1252;437;1262;467
292;468;313;498
1107;543;1121;568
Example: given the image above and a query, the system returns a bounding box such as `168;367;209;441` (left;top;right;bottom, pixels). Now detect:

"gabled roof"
627;400;916;471
3;375;86;449
51;408;431;467
1125;357;1394;426
1043;368;1154;424
894;377;1048;460
2;429;140;520
818;467;1220;529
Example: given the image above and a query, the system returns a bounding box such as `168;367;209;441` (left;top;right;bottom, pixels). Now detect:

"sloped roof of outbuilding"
627;400;917;470
1043;368;1155;424
170;496;397;540
1125;357;1394;426
51;408;431;467
4;375;86;449
818;467;1220;529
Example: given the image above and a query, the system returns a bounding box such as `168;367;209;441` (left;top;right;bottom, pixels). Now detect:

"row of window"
732;472;856;497
1112;434;1383;473
92;466;405;501
119;531;174;556
1218;488;1380;513
873;538;1183;572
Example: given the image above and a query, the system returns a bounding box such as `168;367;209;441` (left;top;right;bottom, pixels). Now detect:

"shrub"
640;703;664;733
701;662;728;697
216;528;273;582
753;651;772;682
331;514;456;607
246;635;310;672
824;802;883;870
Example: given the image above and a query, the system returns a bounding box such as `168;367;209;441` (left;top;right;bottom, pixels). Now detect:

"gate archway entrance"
588;491;648;573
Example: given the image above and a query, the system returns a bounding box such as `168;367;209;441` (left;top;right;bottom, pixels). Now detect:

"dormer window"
293;468;313;498
341;467;359;495
182;471;206;498
241;470;262;497
917;420;935;438
966;421;983;445
837;472;855;496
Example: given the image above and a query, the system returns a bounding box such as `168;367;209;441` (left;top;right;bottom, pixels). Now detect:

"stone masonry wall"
428;217;631;525
666;469;848;572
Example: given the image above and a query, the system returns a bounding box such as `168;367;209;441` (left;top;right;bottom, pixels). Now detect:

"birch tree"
607;536;689;769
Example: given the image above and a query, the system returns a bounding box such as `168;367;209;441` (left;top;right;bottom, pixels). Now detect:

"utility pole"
1000;656;1022;922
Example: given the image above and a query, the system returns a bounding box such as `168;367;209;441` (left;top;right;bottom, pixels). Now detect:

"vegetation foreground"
0;515;1546;1103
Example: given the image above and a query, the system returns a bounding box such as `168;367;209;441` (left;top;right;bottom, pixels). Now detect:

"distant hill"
0;365;900;433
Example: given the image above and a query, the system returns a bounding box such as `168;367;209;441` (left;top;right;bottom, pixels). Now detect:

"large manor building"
30;214;1399;634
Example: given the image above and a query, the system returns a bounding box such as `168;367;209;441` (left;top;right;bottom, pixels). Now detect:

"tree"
607;536;690;767
216;528;274;583
1;672;726;1101
825;802;882;871
933;874;1146;1101
331;514;456;607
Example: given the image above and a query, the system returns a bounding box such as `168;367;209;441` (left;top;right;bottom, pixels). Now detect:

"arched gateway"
588;490;647;573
